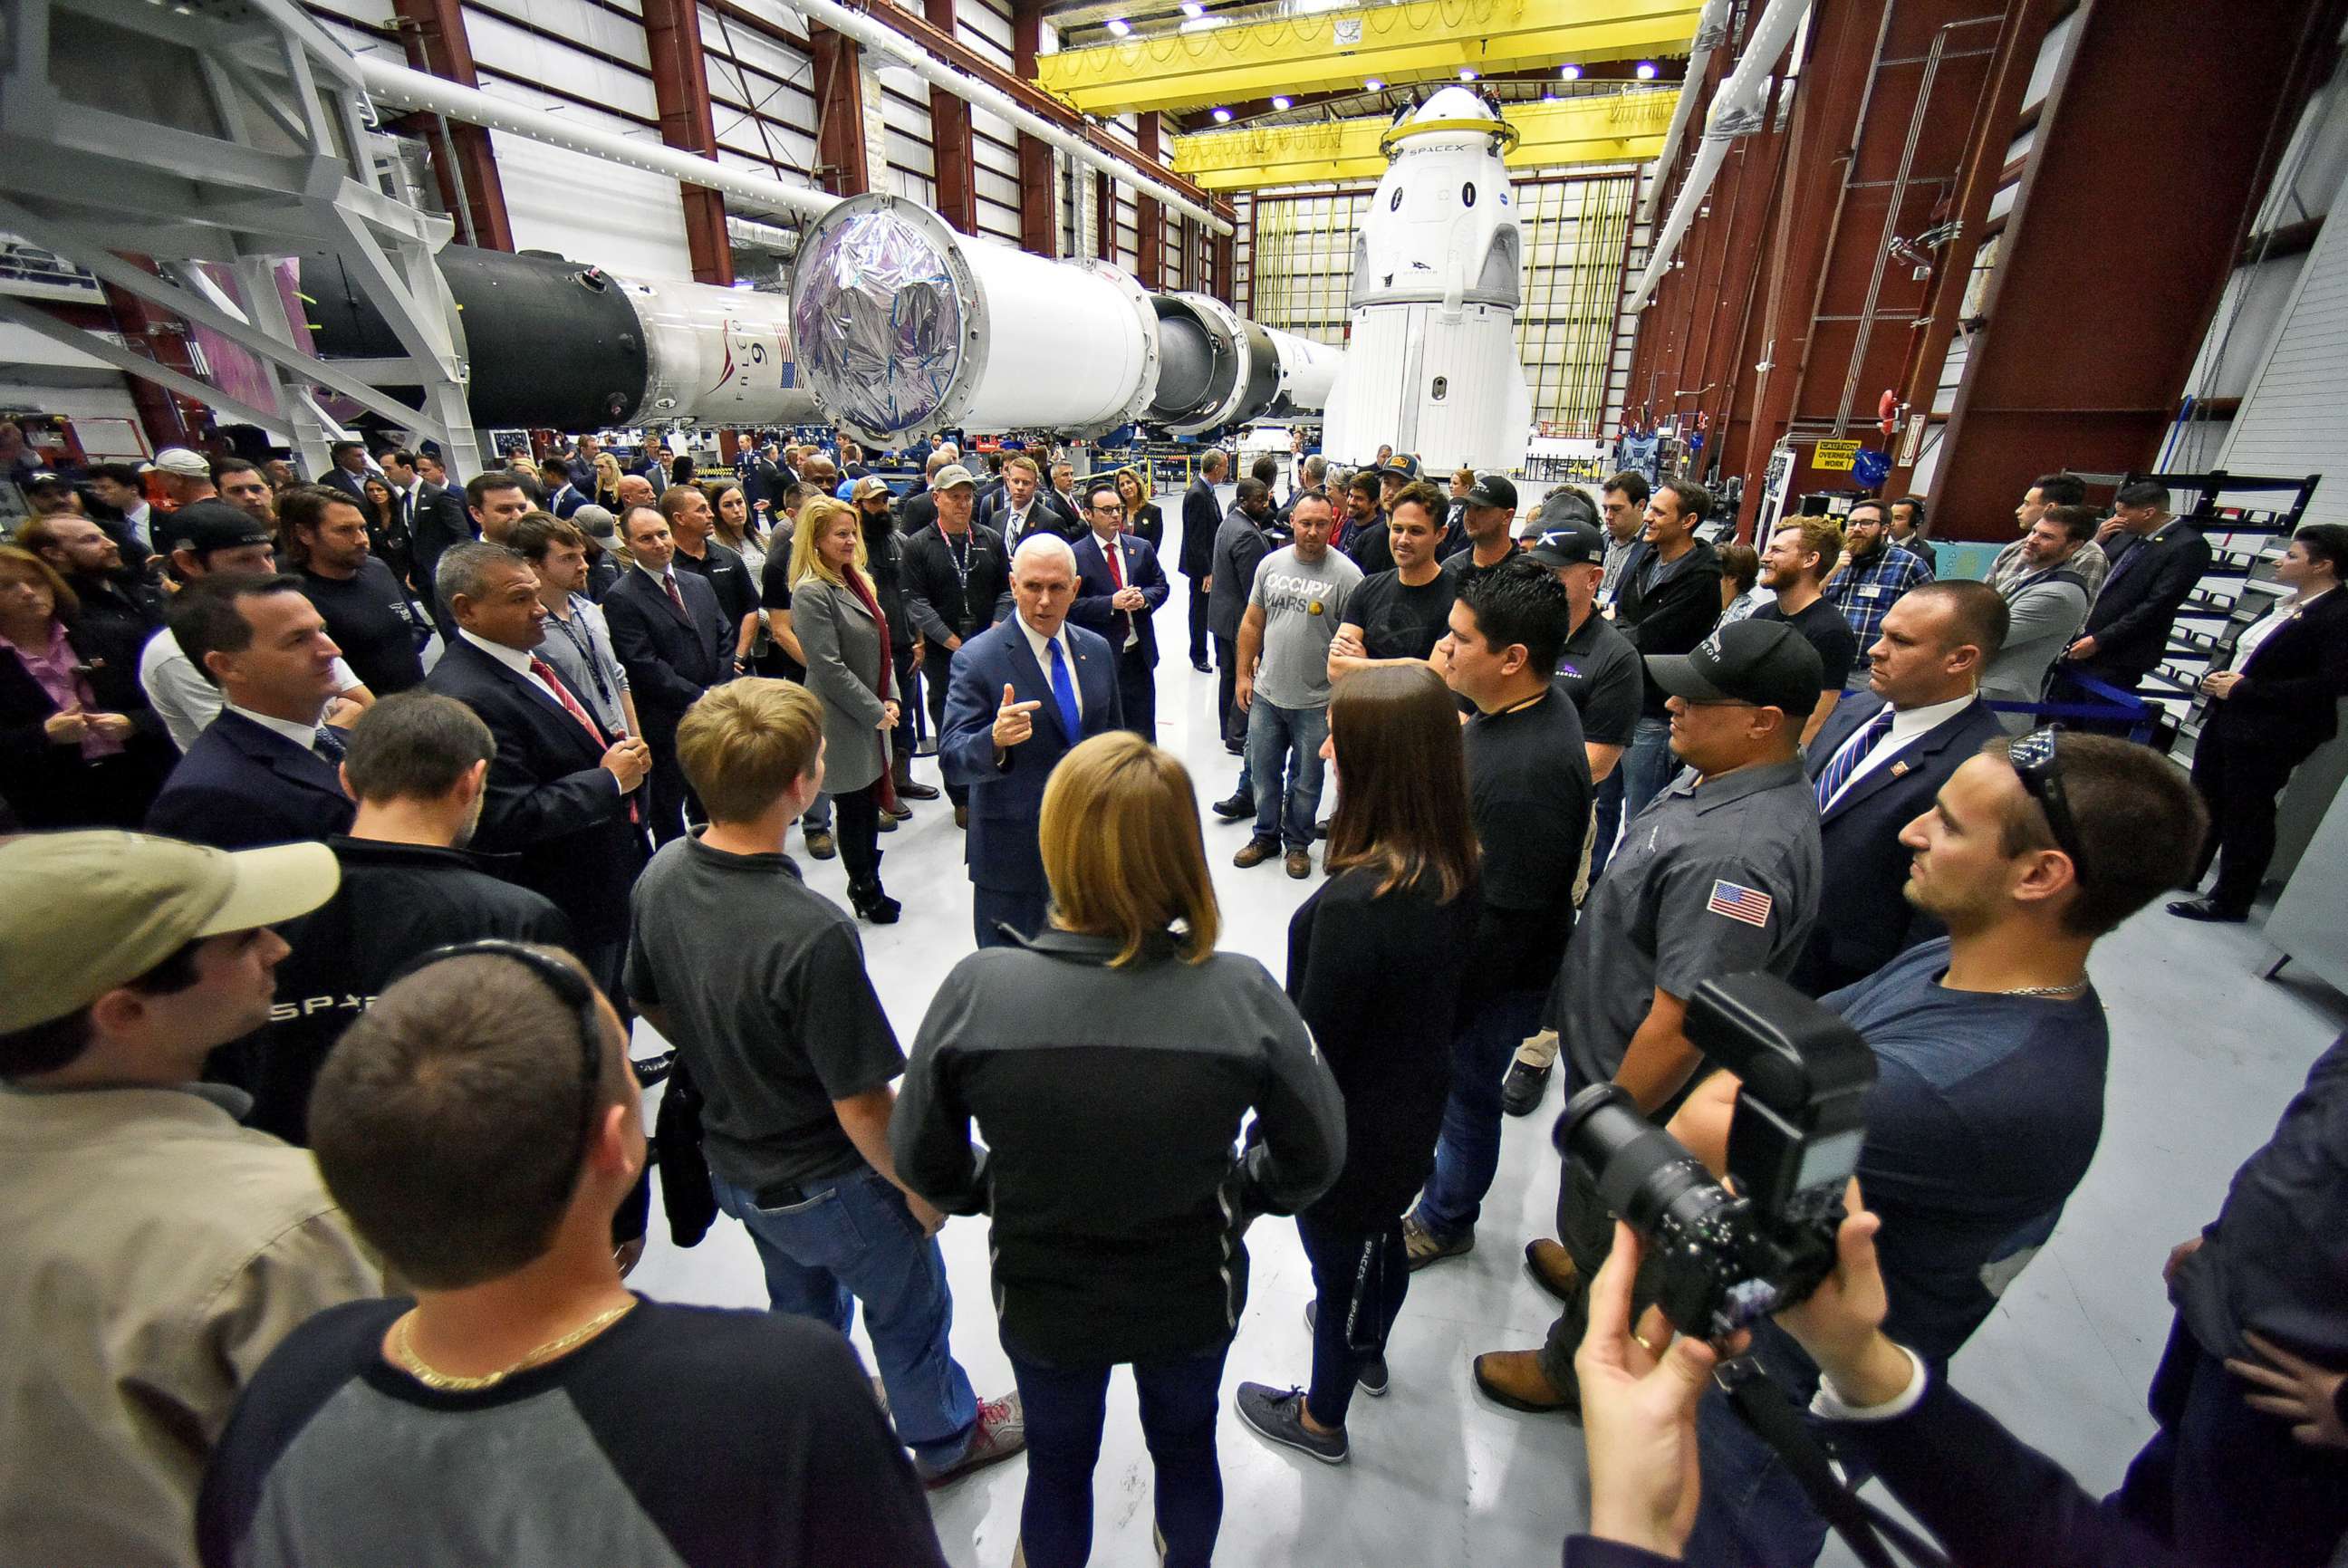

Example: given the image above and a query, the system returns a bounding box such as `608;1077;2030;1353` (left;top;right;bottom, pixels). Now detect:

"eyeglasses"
2007;726;2092;885
391;939;608;1168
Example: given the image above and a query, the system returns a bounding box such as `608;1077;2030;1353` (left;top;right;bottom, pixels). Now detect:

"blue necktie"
312;725;346;764
1814;707;1895;810
1047;638;1081;742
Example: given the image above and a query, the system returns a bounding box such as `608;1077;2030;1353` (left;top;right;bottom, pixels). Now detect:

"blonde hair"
1004;454;1041;479
788;495;866;589
592;452;621;489
675;678;825;823
1039;732;1219;967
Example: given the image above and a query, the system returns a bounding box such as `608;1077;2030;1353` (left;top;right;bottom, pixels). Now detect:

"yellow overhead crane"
1169;88;1679;190
1037;0;1703;119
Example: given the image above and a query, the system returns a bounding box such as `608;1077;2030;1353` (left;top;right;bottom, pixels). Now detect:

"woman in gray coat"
788;496;903;921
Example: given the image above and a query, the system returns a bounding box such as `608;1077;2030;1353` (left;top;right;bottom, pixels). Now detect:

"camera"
1557;972;1877;1339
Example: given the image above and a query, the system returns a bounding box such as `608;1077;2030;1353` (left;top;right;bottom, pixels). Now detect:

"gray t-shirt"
1247;544;1363;710
624;838;905;1190
1559;758;1823;1092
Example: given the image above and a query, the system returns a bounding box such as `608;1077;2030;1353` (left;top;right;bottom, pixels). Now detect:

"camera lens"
1561;1084;1723;1234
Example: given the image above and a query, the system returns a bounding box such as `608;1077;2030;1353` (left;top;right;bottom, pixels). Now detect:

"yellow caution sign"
1813;440;1862;472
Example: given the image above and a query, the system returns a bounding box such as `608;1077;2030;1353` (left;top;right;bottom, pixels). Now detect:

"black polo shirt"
1344;566;1457;662
1554;609;1642;748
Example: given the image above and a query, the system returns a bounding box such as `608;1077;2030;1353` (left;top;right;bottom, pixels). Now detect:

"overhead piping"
774;0;1234;236
1626;0;1811;312
1639;0;1734;224
354;56;842;223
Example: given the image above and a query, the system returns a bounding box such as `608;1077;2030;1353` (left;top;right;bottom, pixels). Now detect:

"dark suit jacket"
0;620;170;828
1179;475;1220;576
425;638;644;945
1070;533;1169;669
407;485;474;599
939;619;1123;895
1208;507;1275;643
897;486;940;537
147;708;354;849
2079;521;2211;681
601;566;730;740
1795;693;2006;995
547;482;587;520
322;468;371;506
2204;586;2348;760
978;489;1082;546
1128;502;1164;553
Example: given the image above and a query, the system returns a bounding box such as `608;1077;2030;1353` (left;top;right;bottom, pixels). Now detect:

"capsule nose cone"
1413;84;1496;123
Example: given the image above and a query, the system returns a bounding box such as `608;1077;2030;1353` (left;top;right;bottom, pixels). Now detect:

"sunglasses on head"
2007;726;2092;885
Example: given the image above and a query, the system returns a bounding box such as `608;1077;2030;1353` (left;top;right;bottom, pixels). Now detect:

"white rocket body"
1322;87;1532;473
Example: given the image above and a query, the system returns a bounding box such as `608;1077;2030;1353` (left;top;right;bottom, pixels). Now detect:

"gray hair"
1010;532;1077;580
437;540;532;614
1302;454;1328;485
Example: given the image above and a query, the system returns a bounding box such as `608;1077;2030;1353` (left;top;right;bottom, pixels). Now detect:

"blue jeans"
1620;714;1679;825
1008;1340;1230;1568
1245;697;1328;851
710;1164;977;1467
1589;765;1625;883
802;792;832;832
1296;1211;1408;1430
1411;986;1549;1240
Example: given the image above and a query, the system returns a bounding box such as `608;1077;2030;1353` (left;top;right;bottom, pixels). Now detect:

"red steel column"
809;23;871;197
640;0;734;284
1929;0;2343;535
1012;0;1057;255
389;0;515;251
1135;112;1164;286
923;0;978;234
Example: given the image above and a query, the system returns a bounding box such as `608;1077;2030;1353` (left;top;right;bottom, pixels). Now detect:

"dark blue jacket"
147;708;354;850
1795;692;2005;995
601;565;731;741
2077;521;2211;684
938;618;1121;896
1070;532;1169;669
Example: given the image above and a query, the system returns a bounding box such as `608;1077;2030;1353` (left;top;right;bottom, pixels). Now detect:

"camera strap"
1715;1356;1949;1568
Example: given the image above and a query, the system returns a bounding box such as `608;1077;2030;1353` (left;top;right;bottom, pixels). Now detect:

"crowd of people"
3;425;2346;1568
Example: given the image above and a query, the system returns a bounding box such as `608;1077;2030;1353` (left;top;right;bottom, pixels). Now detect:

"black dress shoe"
1212;793;1256;822
2167;897;2248;923
896;778;942;801
1192;658;1214;673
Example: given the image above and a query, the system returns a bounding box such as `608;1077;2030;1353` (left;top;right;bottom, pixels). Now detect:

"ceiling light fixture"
1364;76;1385;91
1271;94;1293;110
1179;0;1204;14
1458;68;1477;82
1634;60;1658;79
1105;15;1131;34
1559;63;1583;81
1211;106;1232;122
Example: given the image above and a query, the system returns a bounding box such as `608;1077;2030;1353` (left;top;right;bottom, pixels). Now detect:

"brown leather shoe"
1284;849;1312;880
1234;838;1278;869
1525;1238;1583;1305
1472;1349;1579;1415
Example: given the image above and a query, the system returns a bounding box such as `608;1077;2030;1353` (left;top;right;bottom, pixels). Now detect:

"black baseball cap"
1645;619;1825;719
1524;522;1606;569
163;499;274;556
1463;473;1517;510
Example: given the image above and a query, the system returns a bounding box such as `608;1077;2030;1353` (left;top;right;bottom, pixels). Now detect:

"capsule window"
1431;375;1448;401
1462;183;1477;207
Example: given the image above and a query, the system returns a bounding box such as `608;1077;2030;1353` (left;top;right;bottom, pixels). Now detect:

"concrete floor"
629;615;2348;1568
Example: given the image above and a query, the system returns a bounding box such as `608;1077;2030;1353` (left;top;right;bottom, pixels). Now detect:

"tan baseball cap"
151;447;213;478
852;475;893;503
0;832;340;1034
931;464;978;492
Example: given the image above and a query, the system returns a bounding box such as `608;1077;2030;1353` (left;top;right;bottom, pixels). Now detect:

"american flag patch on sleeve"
1707;880;1774;928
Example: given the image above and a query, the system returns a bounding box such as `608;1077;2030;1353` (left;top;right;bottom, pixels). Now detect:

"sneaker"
1284;849;1312;880
804;828;837;860
1500;1058;1552;1117
1304;1300;1387;1396
1234;838;1279;869
1234;1382;1348;1464
1212;793;1256;822
1401;1211;1472;1271
916;1391;1026;1488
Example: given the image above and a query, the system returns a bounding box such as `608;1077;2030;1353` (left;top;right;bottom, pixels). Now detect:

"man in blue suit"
1795;580;2009;995
1068;476;1169;739
602;505;735;843
147;576;357;850
939;533;1123;948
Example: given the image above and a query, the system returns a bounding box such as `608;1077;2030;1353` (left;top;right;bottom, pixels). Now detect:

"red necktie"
532;658;637;823
661;573;688;617
1104;539;1125;588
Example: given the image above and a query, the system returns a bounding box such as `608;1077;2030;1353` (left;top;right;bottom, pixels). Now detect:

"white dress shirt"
1092;529;1140;649
459;628;586;716
2234;584;2333;671
1014;613;1083;719
1821;690;1978;808
224;701;331;751
140;629;361;754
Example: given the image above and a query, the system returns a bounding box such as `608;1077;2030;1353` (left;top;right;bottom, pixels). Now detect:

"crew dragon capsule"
305;215;1340;441
1321;87;1534;473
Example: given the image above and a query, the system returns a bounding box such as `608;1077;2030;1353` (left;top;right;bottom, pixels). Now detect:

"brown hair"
1771;515;1845;582
1039;732;1219;966
506;511;586;563
342;690;496;803
1004;454;1041;479
0;538;82;619
676;678;825;824
1389;478;1448;526
1979;732;2207;937
1718;542;1761;595
311;946;630;1288
1324;665;1479;904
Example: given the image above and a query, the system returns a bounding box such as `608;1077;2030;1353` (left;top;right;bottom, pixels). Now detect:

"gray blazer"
789;571;891;793
1982;571;2091;730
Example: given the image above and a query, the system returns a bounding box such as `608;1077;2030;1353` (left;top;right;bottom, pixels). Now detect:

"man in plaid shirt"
1825;499;1932;671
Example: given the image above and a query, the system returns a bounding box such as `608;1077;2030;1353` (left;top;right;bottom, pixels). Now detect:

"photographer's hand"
1577;1221;1733;1562
1774;1188;1913;1409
